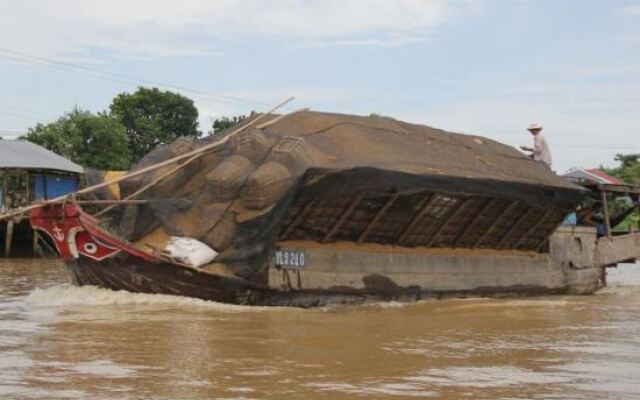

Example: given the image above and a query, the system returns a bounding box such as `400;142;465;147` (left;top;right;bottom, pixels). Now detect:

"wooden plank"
454;198;495;246
4;219;13;257
281;199;317;240
496;207;535;249
596;232;640;266
601;190;612;239
1;173;6;213
32;230;42;257
396;193;439;245
512;209;553;249
357;193;399;244
472;201;517;248
25;171;30;204
425;198;471;247
322;193;364;242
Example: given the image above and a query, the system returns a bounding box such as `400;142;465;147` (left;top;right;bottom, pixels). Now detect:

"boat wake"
24;284;283;313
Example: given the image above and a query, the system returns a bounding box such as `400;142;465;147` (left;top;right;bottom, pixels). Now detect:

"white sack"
165;237;218;268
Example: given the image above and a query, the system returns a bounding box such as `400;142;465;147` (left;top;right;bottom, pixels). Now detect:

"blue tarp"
563;212;577;226
33;174;78;200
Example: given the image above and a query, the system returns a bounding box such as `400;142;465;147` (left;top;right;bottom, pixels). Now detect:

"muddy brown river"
1;258;640;399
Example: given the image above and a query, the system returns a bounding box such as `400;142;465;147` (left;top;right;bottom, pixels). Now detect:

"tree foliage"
110;87;200;162
211;115;247;135
24;108;131;170
601;153;640;185
600;153;640;231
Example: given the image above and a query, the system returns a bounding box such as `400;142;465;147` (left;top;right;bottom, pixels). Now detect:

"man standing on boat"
520;123;552;168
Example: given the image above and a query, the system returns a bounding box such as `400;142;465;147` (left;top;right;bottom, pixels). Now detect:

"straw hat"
527;123;543;131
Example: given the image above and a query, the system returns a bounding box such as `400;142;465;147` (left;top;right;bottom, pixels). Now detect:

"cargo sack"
164;237;218;268
201;210;237;251
268;137;317;173
240;161;292;210
206;155;254;201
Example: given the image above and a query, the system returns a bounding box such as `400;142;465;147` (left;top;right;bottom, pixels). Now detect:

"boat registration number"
274;248;306;269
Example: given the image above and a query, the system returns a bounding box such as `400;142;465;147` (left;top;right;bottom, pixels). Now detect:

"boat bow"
29;203;160;263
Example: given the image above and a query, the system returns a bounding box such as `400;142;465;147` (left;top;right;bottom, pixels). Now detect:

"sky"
0;0;639;173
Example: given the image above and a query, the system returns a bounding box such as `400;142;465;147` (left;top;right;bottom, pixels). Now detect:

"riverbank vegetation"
600;154;640;231
24;86;248;171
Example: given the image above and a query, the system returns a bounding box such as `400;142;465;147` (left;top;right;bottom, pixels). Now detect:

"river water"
1;259;640;399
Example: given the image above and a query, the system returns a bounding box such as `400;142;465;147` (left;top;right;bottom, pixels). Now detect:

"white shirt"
533;133;552;167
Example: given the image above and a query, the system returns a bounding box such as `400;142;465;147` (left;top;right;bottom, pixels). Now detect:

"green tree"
601;153;640;185
211;115;247;135
110;87;200;162
600;153;640;231
24;108;131;170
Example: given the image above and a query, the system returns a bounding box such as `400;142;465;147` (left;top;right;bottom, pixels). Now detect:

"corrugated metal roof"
0;139;83;173
563;168;626;185
585;168;625;185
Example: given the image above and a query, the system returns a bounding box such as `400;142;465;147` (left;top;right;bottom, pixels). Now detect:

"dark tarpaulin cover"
106;111;584;280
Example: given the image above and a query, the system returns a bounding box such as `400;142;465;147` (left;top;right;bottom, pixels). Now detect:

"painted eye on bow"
83;242;98;254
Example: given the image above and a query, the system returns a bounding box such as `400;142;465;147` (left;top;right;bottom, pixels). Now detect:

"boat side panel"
549;226;598;268
269;235;606;296
268;245;565;292
595;233;640;266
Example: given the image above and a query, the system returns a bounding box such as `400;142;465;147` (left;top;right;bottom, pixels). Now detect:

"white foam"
24;284;286;313
406;366;571;388
306;381;438;397
64;360;136;378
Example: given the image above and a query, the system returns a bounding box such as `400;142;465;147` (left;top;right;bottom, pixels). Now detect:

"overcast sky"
1;0;639;172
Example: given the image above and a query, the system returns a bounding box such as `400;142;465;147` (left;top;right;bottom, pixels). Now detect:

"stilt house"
0;139;83;256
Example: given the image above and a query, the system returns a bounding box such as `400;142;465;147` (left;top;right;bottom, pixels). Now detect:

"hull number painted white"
275;248;306;269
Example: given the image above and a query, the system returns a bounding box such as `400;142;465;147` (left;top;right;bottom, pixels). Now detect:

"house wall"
32;173;79;200
1;168;80;257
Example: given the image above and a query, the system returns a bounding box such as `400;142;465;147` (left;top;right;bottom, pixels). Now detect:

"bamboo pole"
496;207;534;249
21;199;147;206
73;200;149;205
425;198;471;247
601;188;612;239
454;198;495;246
322;193;365;243
472;201;517;248
396;193;439;246
512;209;553;249
281;199;317;240
256;108;309;129
4;219;13;257
94;153;200;217
0;97;295;222
31;229;42;257
357;193;399;244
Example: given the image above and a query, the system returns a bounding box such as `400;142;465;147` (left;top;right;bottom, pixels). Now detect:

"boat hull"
30;203;610;307
66;256;253;305
65;253;587;308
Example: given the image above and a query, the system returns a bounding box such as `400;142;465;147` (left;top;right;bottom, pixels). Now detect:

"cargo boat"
26;111;640;307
